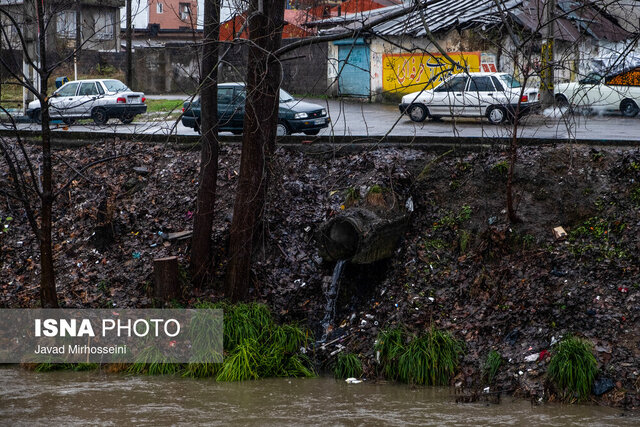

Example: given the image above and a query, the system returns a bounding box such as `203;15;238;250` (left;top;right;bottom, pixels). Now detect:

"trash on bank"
553;226;567;240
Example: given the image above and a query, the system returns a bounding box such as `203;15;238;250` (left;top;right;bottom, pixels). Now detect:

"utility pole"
75;0;81;80
22;0;38;112
540;0;555;107
125;0;133;88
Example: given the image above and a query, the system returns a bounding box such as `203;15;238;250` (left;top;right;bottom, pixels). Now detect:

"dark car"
181;83;330;135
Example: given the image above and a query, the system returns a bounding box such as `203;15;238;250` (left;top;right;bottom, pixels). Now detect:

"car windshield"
580;73;602;84
279;89;294;102
103;80;129;93
499;74;521;88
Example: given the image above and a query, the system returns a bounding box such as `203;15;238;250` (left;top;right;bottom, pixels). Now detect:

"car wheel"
486;106;507;125
303;129;320;136
194;121;201;134
555;94;569;108
120;113;134;124
276;122;290;136
408;104;428;122
62;118;76;125
620;99;639;118
92;108;108;125
33;109;42;124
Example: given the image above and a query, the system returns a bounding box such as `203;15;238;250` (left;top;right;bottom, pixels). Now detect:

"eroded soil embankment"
1;141;638;407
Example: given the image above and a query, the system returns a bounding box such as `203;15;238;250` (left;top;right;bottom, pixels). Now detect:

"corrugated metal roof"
510;0;631;42
373;0;521;36
312;0;630;42
312;0;521;35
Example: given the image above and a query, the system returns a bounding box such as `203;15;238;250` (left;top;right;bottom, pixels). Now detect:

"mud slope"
1;141;638;407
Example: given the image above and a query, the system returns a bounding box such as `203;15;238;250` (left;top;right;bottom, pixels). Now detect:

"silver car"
399;72;539;125
27;79;147;125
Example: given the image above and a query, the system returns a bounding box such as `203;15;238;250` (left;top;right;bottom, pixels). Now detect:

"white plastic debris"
345;378;362;384
483;387;490;393
525;353;539;362
405;196;414;212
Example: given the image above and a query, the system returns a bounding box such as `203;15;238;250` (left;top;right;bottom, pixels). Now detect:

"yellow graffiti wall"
383;52;481;94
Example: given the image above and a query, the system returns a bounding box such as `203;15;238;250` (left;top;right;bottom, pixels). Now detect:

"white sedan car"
399;72;539;125
27;79;147;125
555;72;640;117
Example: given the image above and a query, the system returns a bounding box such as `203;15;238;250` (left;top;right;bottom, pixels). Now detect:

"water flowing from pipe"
318;259;347;344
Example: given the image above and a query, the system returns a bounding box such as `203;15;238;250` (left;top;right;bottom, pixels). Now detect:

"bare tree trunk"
190;0;220;285
506;111;520;223
125;0;133;88
36;0;58;308
225;0;285;302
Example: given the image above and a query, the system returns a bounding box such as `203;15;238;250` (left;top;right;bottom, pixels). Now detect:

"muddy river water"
0;367;637;425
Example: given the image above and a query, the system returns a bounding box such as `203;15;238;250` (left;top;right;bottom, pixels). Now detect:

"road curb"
1;128;639;151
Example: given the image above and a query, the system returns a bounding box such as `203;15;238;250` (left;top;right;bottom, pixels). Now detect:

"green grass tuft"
397;328;463;386
127;345;183;376
482;350;502;384
216;339;260;381
548;335;598;401
375;327;406;380
333;353;363;379
191;301;314;381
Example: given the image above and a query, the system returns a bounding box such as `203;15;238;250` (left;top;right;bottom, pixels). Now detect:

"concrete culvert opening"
326;220;360;260
318;208;408;264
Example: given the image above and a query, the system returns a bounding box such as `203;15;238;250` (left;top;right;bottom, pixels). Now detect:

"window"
468;76;495;92
491;76;504;91
580;73;602;85
434;76;468;92
499;74;522;88
56;82;79;97
102;80;129;93
217;88;234;104
56;11;76;38
94;11;114;40
79;82;99;96
179;3;191;21
279;89;294;102
234;88;247;103
157;2;163;13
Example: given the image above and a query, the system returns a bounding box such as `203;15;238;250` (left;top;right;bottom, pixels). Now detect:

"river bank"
1;141;638;408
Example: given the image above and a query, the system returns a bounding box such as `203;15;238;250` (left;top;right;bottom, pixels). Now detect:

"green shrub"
333;353;363;379
375;327;406;380
127;345;182;375
548;336;597;401
216;339;260;381
492;160;509;176
397;329;463;386
376;327;463;386
482;350;502;384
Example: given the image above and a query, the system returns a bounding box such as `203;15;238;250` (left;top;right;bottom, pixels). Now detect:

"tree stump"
92;191;116;250
153;256;181;301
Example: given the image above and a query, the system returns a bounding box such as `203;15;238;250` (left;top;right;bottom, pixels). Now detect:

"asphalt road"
4;97;640;141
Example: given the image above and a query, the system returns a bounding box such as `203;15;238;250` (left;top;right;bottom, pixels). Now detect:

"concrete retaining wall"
2;39;328;96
